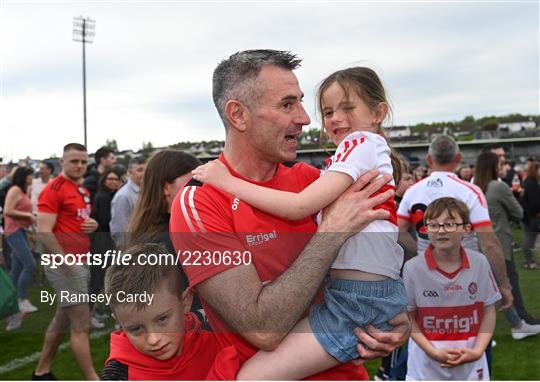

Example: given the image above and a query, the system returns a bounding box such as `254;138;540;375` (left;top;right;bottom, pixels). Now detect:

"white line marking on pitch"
0;330;109;375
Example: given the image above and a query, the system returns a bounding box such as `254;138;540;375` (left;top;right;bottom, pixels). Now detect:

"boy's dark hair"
94;147;115;165
63;143;87;153
105;243;184;311
424;197;471;225
10;166;34;194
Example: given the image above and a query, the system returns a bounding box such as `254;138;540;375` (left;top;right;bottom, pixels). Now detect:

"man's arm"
198;170;394;350
475;225;512;310
398;218;417;254
37;212;64;256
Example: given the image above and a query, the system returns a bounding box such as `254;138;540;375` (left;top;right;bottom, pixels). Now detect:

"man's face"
490;147;506;169
245;65;311;163
459;167;473;181
129;163;146;186
39;163;52;179
61;150;88;181
102;153;117;168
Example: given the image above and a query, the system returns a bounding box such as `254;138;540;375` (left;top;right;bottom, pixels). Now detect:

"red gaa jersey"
38;174;92;255
106;313;220;380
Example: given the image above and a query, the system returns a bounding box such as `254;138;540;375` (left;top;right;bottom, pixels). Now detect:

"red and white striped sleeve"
326;132;377;181
397;188;413;222
447;175;491;228
169;182;248;287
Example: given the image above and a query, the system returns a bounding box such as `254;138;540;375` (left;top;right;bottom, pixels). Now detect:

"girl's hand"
441;348;481;368
192;160;232;188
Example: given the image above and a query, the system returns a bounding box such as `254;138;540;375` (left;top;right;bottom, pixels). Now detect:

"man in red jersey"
170;50;410;379
33;143;99;381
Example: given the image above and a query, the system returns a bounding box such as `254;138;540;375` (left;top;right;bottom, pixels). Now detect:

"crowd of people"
0;49;539;381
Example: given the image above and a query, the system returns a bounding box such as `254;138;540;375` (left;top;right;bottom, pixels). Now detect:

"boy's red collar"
424;244;470;273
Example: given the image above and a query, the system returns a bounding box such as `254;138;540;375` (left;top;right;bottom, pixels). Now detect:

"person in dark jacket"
475;153;540;331
89;167;123;326
522;160;540;269
83;147;116;204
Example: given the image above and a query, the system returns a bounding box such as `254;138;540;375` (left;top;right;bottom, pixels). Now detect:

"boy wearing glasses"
403;197;501;380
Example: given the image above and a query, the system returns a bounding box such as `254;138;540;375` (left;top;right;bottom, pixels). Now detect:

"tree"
461;115;475;124
141;141;154;151
105;139;119;152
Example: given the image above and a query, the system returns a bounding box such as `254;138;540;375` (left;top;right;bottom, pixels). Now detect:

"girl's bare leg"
237;318;339;380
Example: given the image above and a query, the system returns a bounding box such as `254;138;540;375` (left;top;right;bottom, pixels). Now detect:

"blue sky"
1;0;538;161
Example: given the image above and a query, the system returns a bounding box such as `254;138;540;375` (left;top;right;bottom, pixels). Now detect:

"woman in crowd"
126;150;202;311
3;167;38;330
475;152;540;336
522;160;540;269
412;165;427;182
92;167;124;243
89;167;124;326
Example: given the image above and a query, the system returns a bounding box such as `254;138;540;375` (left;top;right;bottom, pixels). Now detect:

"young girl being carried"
193;66;407;380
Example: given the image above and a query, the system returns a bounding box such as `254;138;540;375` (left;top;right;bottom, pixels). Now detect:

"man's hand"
352;311;411;363
319;169;393;236
498;284;513;311
81;218;98;234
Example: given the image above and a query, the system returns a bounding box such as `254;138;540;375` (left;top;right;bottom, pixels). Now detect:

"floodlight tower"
72;16;95;148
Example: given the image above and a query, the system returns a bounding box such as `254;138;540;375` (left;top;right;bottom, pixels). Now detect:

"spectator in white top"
110;157;146;247
31;161;54;213
397;135;513;310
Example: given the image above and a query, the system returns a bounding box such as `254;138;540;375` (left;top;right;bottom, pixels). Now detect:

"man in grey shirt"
110;157;146;246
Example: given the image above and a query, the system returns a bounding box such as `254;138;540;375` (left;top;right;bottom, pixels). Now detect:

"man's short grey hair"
428;135;459;165
212;49;302;131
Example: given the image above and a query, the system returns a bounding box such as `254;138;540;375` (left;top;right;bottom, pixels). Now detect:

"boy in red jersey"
102;243;238;380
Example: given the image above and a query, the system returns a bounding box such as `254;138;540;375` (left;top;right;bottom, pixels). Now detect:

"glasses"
425;221;465;233
77;186;91;205
106;176;120;182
